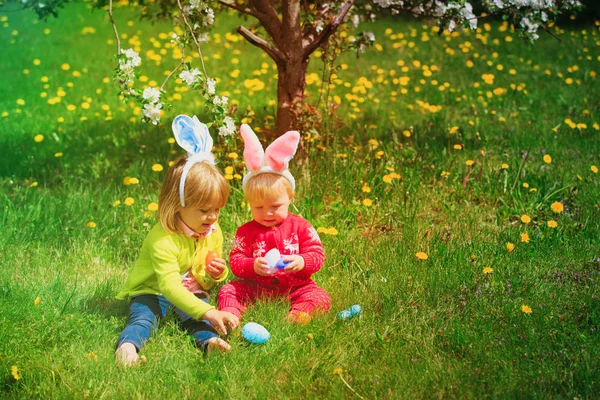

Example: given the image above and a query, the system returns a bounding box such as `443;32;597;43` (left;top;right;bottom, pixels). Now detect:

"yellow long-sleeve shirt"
116;222;228;320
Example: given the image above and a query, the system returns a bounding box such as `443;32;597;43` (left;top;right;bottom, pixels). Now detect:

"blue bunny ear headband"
172;114;216;207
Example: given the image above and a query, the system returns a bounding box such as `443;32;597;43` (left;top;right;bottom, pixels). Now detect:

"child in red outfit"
218;125;330;324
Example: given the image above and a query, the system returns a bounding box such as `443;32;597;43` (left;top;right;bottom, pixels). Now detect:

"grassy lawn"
1;2;599;398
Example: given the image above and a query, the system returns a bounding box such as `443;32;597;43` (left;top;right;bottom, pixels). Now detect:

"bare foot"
115;342;143;366
288;311;312;325
206;337;231;354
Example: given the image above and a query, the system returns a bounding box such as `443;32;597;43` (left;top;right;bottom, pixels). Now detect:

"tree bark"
275;57;309;136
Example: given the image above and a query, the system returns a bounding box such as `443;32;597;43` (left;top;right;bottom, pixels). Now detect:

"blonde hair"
244;173;294;203
159;155;229;233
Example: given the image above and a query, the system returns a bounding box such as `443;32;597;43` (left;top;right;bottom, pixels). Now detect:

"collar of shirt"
176;215;215;239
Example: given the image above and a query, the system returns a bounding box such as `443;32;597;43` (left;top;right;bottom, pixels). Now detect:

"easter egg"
242;322;270;344
205;250;219;266
264;248;281;268
349;304;363;317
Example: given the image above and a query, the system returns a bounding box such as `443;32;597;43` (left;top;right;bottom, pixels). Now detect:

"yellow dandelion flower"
415;252;428;260
11;365;21;380
129;178;139;185
383;175;393;183
227;152;238;159
543;154;552;164
55;152;63;157
124;197;134;206
506;242;515;252
307;333;314;340
362;198;373;207
547;220;558;228
86;221;97;228
520;214;531;223
466;160;474;166
224;166;234;175
30;182;38;187
147;202;158;211
521;233;530;243
34;296;41;306
362;183;371;193
482;267;493;274
112;200;121;207
168;138;175;144
34;134;44;143
33;59;41;65
61;63;70;71
16;98;25;106
501;163;509;169
521;304;532;314
591;165;598;173
87;352;98;361
550;202;564;213
333;368;343;375
523;182;529;188
453;144;462;150
151;164;163;172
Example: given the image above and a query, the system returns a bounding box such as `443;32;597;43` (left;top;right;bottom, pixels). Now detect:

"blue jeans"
116;294;218;352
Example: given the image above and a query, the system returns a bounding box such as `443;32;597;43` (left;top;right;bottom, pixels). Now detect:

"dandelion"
34;296;41;306
17;98;25;105
30;182;38;187
124;197;134;206
362;198;373;207
11;365;21;380
520;214;531;224
227;152;238;159
383;175;393;183
550;202;564;213
362;182;371;193
466;160;474;166
548;220;558;228
521;233;530;243
151;164;163;172
501;163;509;169
483;267;493;274
87;352;98;361
307;333;314;340
61;63;70;71
521;304;532;314
147;202;158;211
333;368;343;375
34;134;44;143
543;154;552;164
523;182;529;188
86;221;96;228
506;242;515;252
55;152;63;157
591;165;598;173
415;252;428;260
112;200;121;207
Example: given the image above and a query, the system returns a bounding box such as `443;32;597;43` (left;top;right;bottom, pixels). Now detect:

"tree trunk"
275;57;309;137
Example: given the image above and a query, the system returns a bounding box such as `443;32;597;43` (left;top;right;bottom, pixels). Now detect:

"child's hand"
206;257;226;279
203;309;239;335
254;257;271;276
282;255;305;273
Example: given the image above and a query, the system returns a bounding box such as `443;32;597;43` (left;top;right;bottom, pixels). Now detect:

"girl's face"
249;192;291;228
178;206;221;233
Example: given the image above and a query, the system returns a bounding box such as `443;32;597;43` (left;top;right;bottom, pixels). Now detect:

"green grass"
1;2;599;398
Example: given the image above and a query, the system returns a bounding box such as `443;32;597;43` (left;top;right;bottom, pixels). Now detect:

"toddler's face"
179;206;221;233
249;192;291;228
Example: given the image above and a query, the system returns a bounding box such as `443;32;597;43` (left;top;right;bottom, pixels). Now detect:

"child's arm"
229;228;260;279
291;222;325;276
151;238;214;319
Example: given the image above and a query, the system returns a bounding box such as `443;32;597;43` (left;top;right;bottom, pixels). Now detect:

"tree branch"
302;0;355;59
176;0;208;78
161;47;185;91
217;0;256;17
237;26;285;63
107;0;121;54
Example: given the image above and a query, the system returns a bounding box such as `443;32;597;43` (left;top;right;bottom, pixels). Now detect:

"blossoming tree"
8;0;582;137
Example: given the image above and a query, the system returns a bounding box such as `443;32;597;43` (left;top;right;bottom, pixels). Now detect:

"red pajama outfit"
218;213;330;318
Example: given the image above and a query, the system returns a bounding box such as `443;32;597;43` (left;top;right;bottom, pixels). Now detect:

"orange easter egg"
205;250;219;266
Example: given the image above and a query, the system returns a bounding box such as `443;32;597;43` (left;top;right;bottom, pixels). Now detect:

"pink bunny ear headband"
172;114;216;207
240;124;300;191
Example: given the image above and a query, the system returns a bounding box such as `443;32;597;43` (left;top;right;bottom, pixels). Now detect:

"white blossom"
179;68;201;85
206;78;216;95
143;102;162;125
218;116;236;136
142;87;161;103
213;96;228;106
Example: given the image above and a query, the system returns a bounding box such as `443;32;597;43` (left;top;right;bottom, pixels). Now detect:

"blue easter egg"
350;304;363;316
337;309;352;320
242;322;270;344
